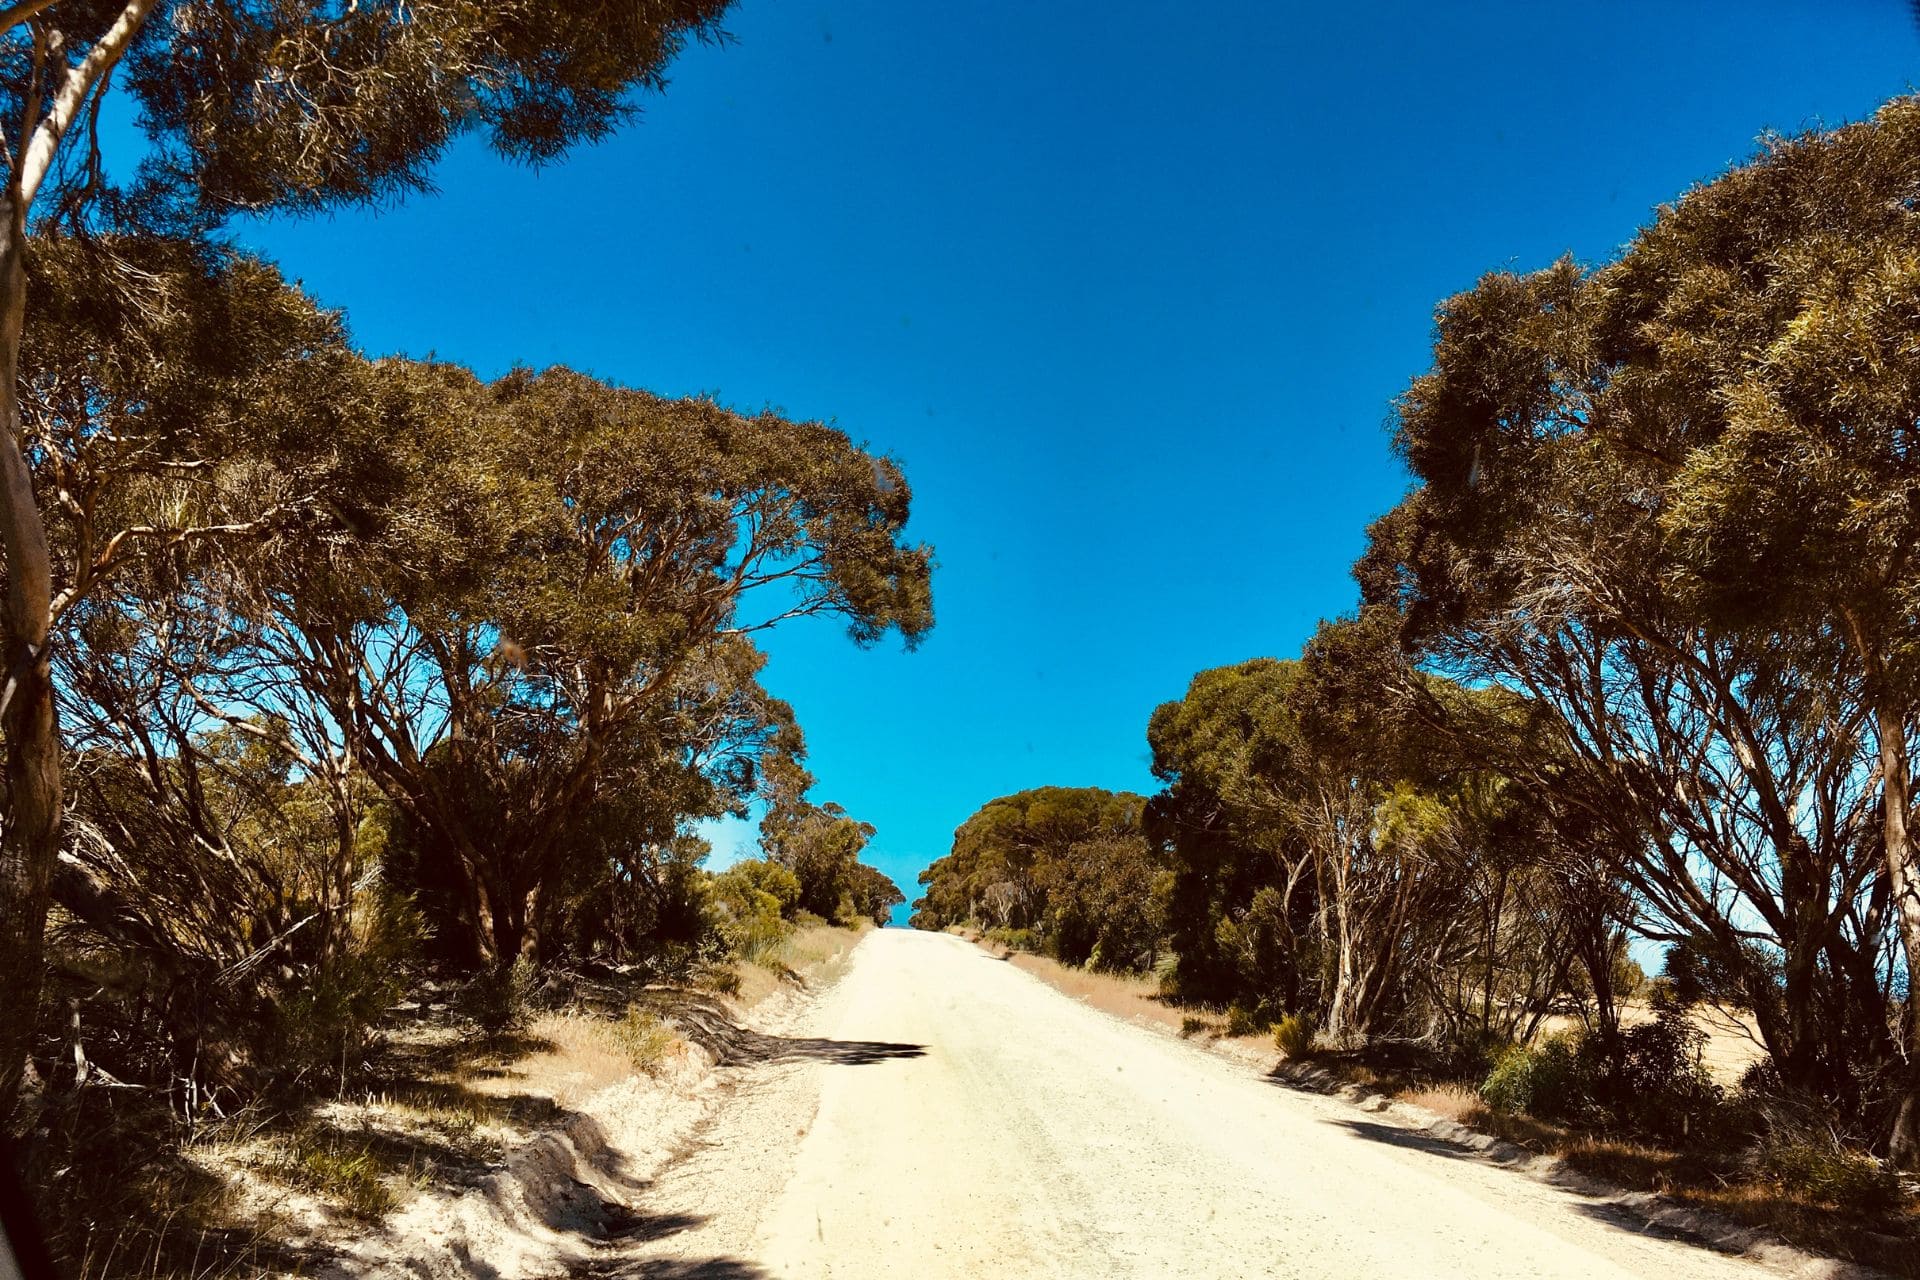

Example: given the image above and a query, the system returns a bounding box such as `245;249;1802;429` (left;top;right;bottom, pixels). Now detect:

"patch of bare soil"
120;927;875;1279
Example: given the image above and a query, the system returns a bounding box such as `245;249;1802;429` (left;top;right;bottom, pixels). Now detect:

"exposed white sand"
618;929;1823;1280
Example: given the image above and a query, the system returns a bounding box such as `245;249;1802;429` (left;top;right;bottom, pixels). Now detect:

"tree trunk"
0;208;59;1123
1874;697;1920;1169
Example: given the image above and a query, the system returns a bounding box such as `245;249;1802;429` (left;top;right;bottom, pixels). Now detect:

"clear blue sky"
220;0;1916;918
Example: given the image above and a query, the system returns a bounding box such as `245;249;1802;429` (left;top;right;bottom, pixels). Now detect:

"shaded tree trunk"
0;209;59;1123
1874;698;1920;1169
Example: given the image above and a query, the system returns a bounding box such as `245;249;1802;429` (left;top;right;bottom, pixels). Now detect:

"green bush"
711;861;796;962
271;887;424;1079
1760;1137;1900;1211
986;926;1037;953
463;952;539;1032
1438;1026;1512;1080
1272;1013;1316;1059
1481;1031;1592;1121
1225;1003;1266;1038
1613;1005;1726;1145
715;859;802;916
1481;1008;1736;1146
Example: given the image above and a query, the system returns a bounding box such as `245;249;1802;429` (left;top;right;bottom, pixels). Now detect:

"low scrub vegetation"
1272;1014;1316;1060
609;1007;685;1077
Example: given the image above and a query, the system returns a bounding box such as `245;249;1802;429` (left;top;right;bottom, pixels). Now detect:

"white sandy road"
612;928;1800;1280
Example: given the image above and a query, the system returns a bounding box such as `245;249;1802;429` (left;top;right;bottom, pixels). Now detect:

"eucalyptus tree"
1368;104;1920;1148
223;364;932;969
1143;616;1587;1047
1145;656;1310;1008
759;751;881;921
911;786;1148;944
1614;100;1920;1155
13;235;387;1106
845;863;903;928
0;0;737;1115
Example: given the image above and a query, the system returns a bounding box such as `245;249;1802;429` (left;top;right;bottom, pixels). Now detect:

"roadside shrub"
1273;1013;1316;1059
1437;1026;1511;1080
1759;1137;1900;1211
716;859;801;916
1225;1003;1266;1038
986;926;1036;953
463;953;540;1032
271;888;424;1081
1612;1005;1726;1145
1482;1031;1592;1121
711;861;795;962
1482;1008;1738;1147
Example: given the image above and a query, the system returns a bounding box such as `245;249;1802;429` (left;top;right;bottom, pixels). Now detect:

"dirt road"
617;928;1787;1280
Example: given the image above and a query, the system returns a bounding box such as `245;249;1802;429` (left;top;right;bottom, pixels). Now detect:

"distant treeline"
917;99;1920;1168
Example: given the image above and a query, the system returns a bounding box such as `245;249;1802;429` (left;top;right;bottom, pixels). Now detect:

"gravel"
613;928;1808;1279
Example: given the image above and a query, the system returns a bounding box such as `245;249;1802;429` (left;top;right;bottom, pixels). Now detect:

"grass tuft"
609;1005;683;1076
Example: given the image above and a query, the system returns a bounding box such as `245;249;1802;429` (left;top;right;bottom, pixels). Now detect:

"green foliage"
278;1129;400;1221
912;786;1152;970
1483;1033;1592;1122
711;860;794;962
3;2;950;1263
1614;1006;1727;1146
759;750;895;923
720;858;802;915
1759;1137;1902;1212
1481;1010;1731;1147
1272;1013;1316;1059
985;927;1037;954
1224;1004;1267;1038
271;889;424;1081
464;954;541;1034
1374;100;1920;1153
99;1;740;224
1046;835;1162;971
845;863;905;926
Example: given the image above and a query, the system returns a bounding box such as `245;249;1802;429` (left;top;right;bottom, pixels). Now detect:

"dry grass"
1359;1070;1920;1276
476;1009;691;1106
730;920;871;1007
44;923;876;1275
1395;1082;1483;1125
988;946;1277;1059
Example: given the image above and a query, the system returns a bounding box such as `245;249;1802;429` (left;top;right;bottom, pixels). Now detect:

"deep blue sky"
221;0;1916;917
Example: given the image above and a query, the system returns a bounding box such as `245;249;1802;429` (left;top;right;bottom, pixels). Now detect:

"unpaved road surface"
616;929;1779;1280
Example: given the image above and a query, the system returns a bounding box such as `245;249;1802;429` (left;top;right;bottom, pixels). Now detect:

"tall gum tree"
0;0;738;1118
226;364;931;969
1373;100;1920;1158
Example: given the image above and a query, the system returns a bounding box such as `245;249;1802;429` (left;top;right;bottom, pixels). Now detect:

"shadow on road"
570;1259;773;1278
1329;1119;1480;1160
658;992;925;1067
1560;1196;1712;1245
1327;1117;1752;1262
